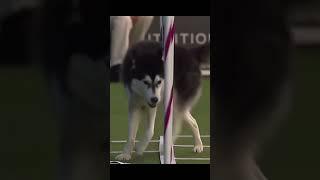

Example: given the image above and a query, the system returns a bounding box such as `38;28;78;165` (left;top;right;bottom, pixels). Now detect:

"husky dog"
115;41;210;161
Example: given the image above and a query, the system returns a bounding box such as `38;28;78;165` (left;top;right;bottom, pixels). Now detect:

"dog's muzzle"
148;103;157;108
148;97;158;108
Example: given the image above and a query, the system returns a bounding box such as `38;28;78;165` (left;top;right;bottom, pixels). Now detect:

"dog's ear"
156;47;165;76
127;49;137;71
157;47;163;59
131;58;136;71
131;48;137;58
128;48;136;59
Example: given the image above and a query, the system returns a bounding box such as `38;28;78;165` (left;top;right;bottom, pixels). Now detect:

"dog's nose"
151;97;158;104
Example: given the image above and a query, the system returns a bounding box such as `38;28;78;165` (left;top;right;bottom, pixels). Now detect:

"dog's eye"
155;80;162;87
143;81;150;86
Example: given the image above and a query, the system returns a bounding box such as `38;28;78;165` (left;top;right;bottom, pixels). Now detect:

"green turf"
110;78;211;164
259;47;320;179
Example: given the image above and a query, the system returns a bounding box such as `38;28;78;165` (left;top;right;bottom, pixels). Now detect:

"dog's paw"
115;153;132;161
193;144;204;153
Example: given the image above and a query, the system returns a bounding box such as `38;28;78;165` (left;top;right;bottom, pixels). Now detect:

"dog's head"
125;42;164;108
131;74;164;108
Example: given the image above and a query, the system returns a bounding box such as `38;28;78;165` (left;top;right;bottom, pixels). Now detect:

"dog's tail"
189;42;210;65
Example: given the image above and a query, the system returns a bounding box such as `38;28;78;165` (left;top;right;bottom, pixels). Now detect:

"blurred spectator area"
145;16;210;48
145;16;210;74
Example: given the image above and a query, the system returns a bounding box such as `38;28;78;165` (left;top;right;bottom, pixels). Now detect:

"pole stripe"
164;86;173;134
164;24;175;61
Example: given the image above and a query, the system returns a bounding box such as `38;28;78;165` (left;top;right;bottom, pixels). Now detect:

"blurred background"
259;2;320;179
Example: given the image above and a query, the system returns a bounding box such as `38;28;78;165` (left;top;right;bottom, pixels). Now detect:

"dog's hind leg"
115;103;142;161
172;109;185;145
184;111;203;153
135;107;157;155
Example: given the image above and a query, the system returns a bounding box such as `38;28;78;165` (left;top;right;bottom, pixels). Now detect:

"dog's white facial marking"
131;75;163;108
151;75;163;105
145;75;163;108
131;78;145;98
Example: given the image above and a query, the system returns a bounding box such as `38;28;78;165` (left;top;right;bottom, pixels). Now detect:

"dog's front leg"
184;111;203;153
135;107;157;155
115;103;142;161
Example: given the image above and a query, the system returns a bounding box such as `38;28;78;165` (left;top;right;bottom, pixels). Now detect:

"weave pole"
161;16;176;164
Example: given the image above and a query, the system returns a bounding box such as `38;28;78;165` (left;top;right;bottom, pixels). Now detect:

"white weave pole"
161;16;176;164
